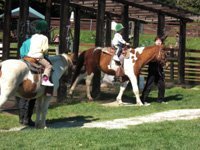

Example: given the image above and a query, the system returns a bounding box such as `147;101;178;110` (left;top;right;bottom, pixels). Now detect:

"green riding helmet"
115;23;124;32
35;20;48;33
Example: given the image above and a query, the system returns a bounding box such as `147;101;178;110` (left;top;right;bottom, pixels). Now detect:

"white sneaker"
42;80;54;86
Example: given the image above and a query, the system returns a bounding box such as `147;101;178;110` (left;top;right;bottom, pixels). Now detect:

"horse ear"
161;34;168;42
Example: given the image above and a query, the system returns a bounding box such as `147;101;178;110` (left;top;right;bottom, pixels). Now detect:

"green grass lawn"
0;86;200;149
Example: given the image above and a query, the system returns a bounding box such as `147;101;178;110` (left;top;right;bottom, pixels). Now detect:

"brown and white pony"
0;54;73;128
69;45;166;105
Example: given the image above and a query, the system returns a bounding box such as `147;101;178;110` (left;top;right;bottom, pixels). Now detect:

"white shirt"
27;34;49;58
112;33;126;46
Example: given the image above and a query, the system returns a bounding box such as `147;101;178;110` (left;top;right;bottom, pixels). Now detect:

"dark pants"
141;62;165;103
16;97;36;125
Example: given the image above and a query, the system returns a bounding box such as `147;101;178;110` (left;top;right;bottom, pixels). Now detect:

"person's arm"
42;36;49;56
116;33;130;45
116;33;126;44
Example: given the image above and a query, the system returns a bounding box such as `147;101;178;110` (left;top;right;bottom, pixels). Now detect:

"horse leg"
35;97;43;128
116;81;129;104
86;73;94;101
129;76;143;106
69;73;86;98
40;96;51;129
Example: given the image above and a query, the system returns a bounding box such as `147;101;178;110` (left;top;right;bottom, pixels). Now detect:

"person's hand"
125;42;130;46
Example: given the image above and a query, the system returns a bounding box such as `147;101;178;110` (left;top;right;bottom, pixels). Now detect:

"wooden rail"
0;46;200;84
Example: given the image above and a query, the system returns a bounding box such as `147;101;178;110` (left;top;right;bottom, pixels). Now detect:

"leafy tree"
157;0;200;13
177;0;200;13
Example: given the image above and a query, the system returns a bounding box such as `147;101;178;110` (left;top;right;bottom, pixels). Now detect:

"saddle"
23;56;44;74
101;47;115;56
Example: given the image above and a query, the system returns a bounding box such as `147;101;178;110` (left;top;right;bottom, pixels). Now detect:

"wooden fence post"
170;48;174;81
2;0;11;60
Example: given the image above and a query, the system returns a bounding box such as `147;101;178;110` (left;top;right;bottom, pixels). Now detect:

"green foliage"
156;0;200;13
177;0;200;13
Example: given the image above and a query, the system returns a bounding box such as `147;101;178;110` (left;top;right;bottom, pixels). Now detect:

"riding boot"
17;97;26;124
23;99;36;126
28;99;36;126
17;97;35;126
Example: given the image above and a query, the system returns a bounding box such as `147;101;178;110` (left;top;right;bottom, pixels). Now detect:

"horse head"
156;45;167;66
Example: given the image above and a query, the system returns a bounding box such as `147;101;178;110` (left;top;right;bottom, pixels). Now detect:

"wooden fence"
0;46;200;85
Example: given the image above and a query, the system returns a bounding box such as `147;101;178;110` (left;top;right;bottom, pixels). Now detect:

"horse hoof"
88;98;93;102
116;99;123;105
68;93;73;99
136;103;143;106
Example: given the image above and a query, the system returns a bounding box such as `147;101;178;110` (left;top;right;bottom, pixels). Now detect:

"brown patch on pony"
18;78;38;98
98;50;116;75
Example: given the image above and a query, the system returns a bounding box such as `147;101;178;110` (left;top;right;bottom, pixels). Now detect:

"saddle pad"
101;47;115;55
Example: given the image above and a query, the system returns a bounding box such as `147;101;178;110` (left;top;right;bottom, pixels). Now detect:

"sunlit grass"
0;85;200;149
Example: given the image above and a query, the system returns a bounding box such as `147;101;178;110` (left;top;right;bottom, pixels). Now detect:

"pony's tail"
70;51;86;86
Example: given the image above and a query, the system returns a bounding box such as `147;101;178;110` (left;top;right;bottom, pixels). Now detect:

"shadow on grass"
46;115;99;128
145;94;183;103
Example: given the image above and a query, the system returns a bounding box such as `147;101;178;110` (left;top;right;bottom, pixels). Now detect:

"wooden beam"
73;7;80;61
133;20;140;48
178;19;186;84
2;0;11;60
122;4;129;41
45;0;52;39
70;2;147;23
59;0;70;54
92;0;106;98
105;14;111;46
18;0;29;58
157;13;165;37
95;0;105;47
113;0;193;22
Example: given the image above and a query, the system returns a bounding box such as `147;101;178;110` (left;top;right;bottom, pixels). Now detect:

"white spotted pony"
69;45;166;105
0;54;73;128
